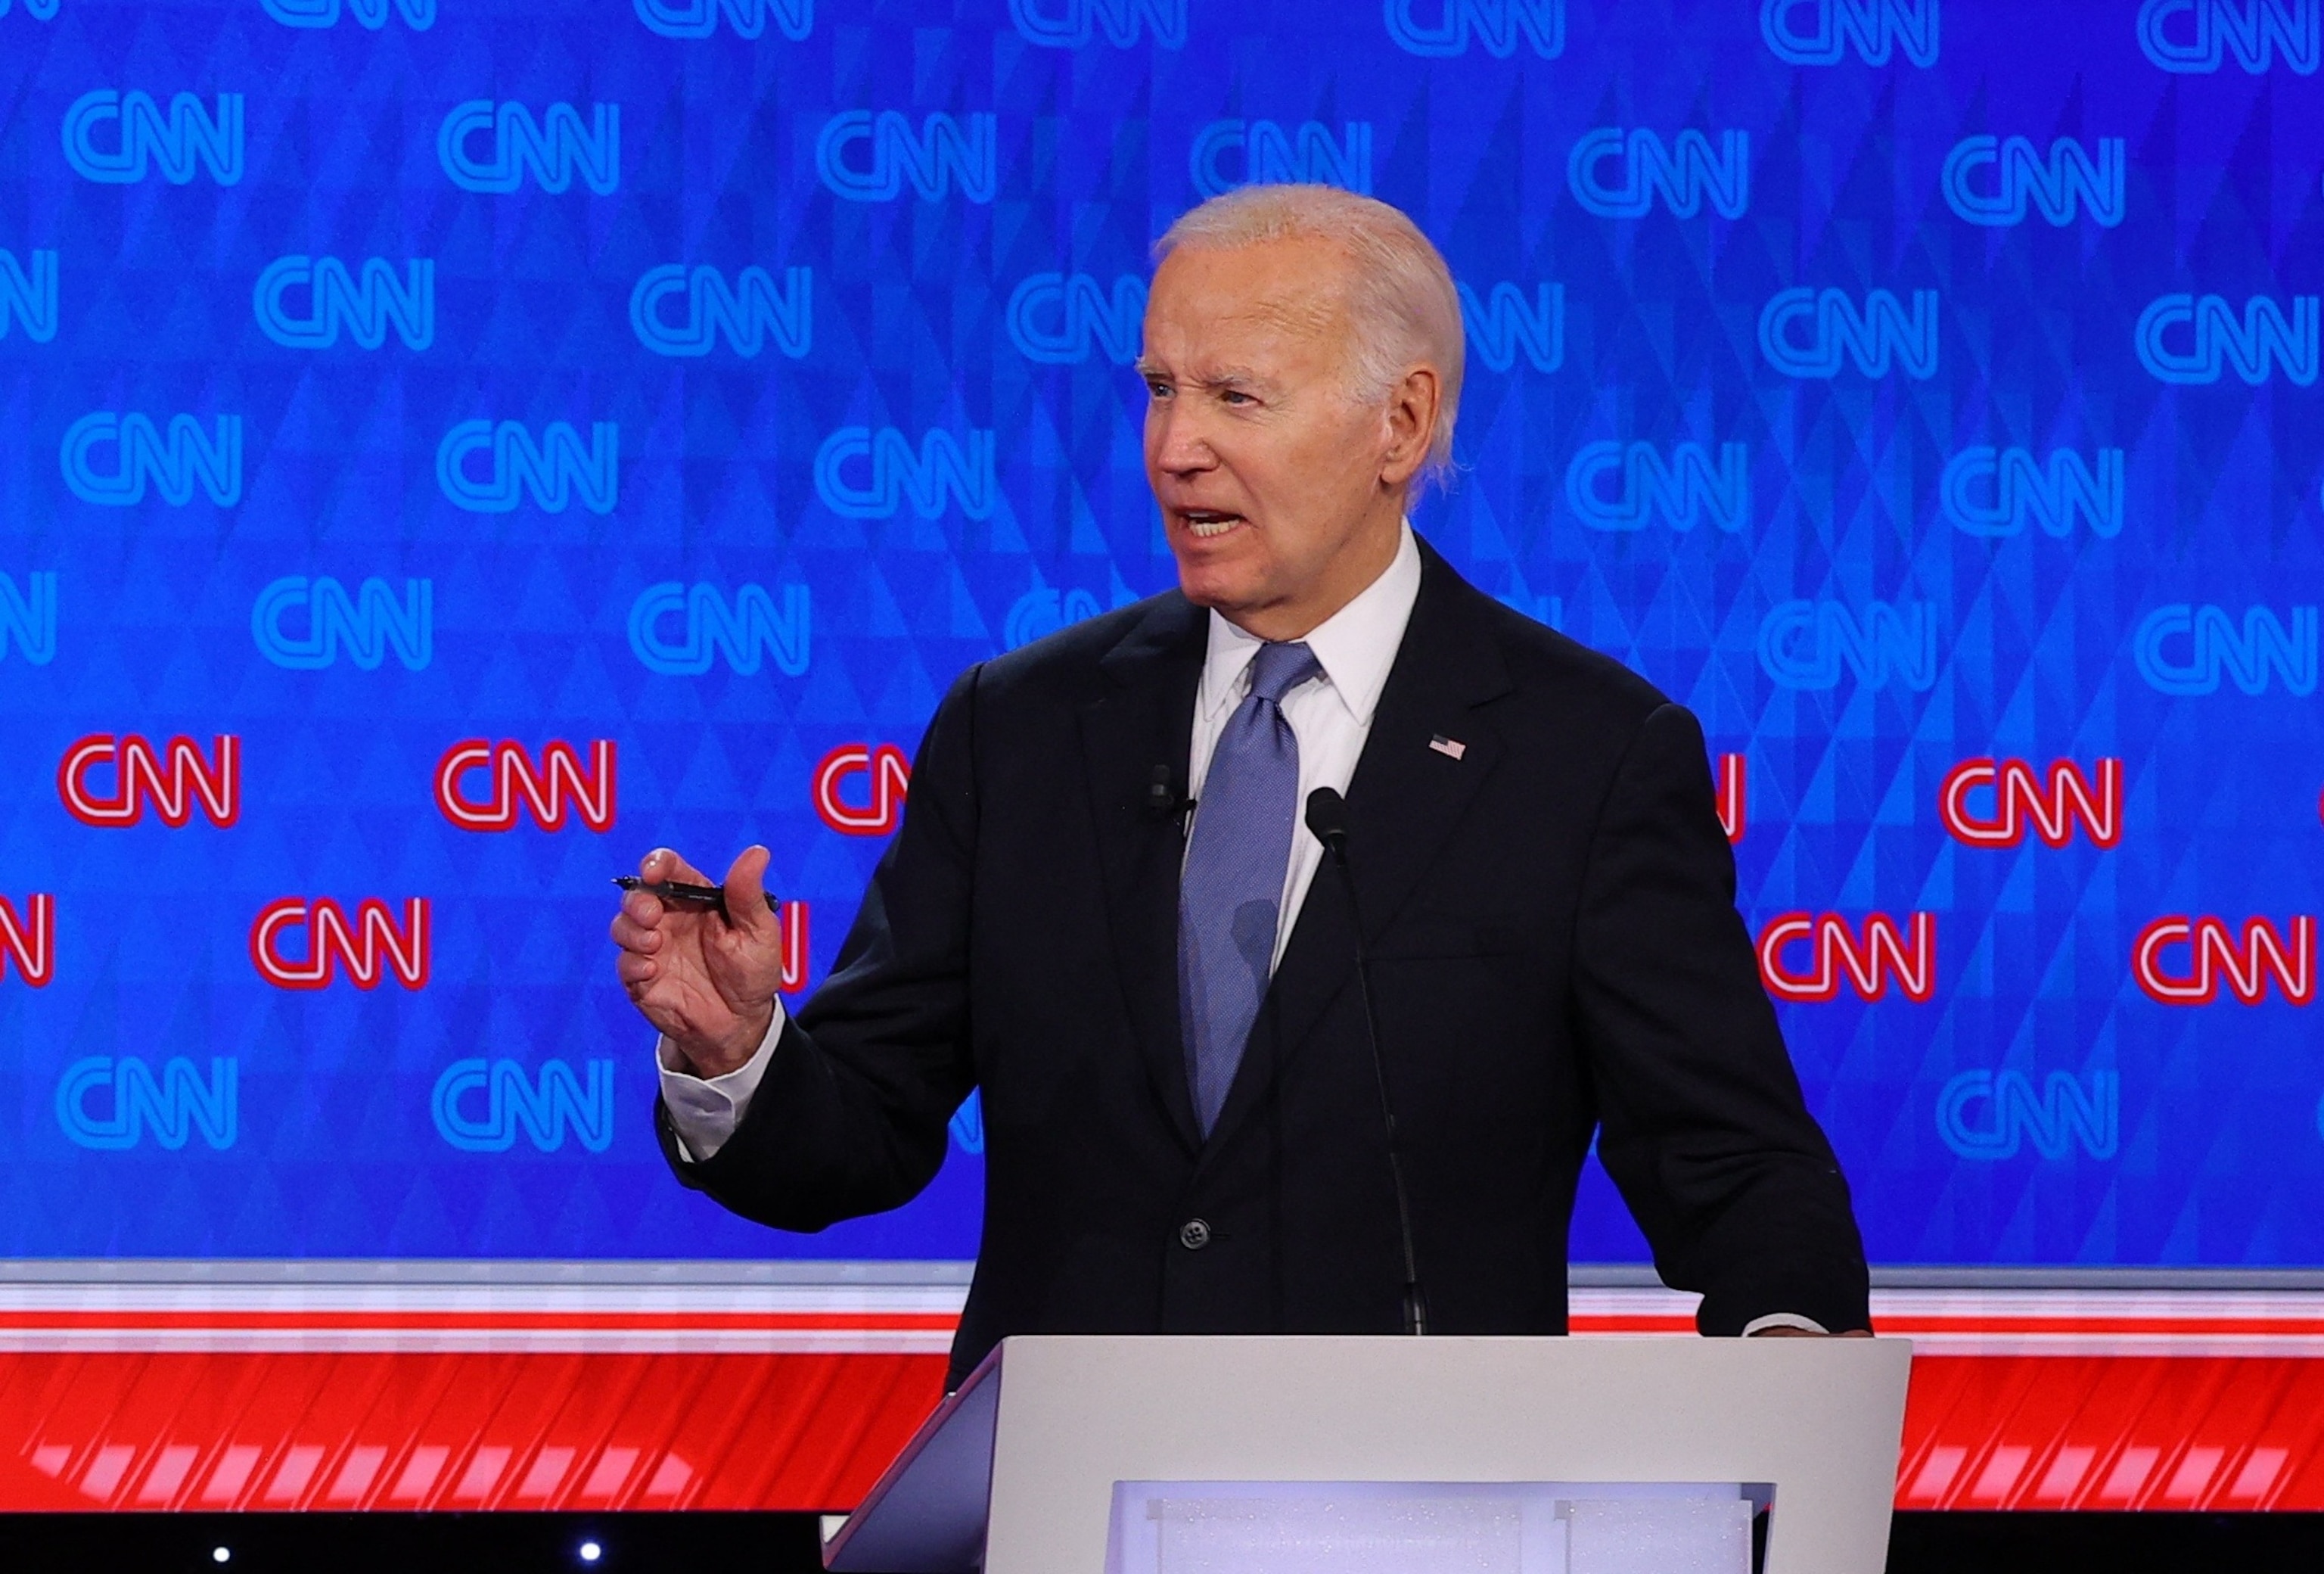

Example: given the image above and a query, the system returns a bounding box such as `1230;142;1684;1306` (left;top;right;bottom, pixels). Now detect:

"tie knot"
1247;641;1320;705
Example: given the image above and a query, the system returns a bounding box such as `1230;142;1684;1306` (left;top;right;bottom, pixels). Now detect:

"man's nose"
1149;404;1217;475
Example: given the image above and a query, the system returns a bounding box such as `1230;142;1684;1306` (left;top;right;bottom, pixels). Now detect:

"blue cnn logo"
1942;448;2124;538
815;428;997;520
61;414;241;507
433;1059;614;1153
629;582;811;677
439;101;619;194
0;249;58;343
1566;442;1748;533
1568;129;1749;219
1006;273;1145;364
1004;577;1137;649
1459;282;1562;373
263;0;433;28
1942;136;2125;226
1759;288;1938;378
634;0;810;37
1;0;64;17
1497;590;1564;628
1760;0;1938;64
1191;121;1373;199
437;421;618;515
57;1057;237;1152
2136;294;2319;385
1937;1070;2117;1162
253;257;433;350
1384;0;1562;55
62;90;243;185
1759;600;1938;691
1005;588;1105;649
816;112;996;203
2139;0;2319;73
2134;605;2318;696
630;265;811;358
1011;0;1184;47
251;576;432;671
0;573;57;665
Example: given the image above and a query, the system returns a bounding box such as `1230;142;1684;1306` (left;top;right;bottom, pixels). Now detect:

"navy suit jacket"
659;540;1871;1383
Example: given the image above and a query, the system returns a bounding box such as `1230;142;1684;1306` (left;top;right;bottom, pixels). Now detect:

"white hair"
1154;184;1465;487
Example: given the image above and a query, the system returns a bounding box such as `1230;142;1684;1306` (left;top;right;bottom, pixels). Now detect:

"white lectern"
825;1335;1912;1574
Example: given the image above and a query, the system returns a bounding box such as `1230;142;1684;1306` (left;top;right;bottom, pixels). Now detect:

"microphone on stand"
1304;785;1428;1337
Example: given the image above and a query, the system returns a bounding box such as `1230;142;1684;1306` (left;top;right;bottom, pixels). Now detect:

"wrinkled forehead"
1142;238;1359;368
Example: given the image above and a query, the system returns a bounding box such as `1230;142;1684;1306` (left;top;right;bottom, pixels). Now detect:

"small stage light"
579;1540;603;1563
212;1551;231;1566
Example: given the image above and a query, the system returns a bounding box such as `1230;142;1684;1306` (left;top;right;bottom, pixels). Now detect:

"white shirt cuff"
1741;1312;1831;1336
655;1001;786;1163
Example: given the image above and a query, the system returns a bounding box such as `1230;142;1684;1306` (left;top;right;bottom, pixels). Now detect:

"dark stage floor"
4;1510;2324;1572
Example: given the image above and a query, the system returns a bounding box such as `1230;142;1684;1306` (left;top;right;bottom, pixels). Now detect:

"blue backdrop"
0;0;2319;1269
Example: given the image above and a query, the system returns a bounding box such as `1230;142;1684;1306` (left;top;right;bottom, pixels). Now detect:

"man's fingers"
614;845;775;1053
644;846;714;887
722;845;780;941
609;909;662;953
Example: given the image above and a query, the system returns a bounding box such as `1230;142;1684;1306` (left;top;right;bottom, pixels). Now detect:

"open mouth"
1177;509;1247;540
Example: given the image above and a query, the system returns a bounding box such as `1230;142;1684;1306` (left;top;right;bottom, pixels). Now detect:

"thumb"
722;845;779;942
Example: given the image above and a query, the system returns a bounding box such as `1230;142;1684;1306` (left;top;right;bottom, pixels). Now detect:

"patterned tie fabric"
1179;640;1323;1137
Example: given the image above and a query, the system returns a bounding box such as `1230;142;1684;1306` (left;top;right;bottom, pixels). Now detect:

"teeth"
1183;513;1243;538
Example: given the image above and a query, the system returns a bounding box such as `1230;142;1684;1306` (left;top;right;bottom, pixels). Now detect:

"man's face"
1139;238;1409;634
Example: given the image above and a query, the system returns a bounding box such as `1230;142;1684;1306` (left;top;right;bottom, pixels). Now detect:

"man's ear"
1375;365;1443;488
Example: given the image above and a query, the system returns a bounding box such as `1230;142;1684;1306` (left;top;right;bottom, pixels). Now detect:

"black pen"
613;876;781;919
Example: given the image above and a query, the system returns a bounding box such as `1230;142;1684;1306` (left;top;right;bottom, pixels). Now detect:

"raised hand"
610;845;787;1076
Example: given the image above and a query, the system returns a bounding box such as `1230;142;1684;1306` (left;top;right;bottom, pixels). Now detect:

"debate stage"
3;0;2320;1563
5;1264;2324;1565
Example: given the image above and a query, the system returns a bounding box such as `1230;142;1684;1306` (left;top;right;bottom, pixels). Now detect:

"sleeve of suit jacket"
1575;701;1872;1336
652;665;982;1231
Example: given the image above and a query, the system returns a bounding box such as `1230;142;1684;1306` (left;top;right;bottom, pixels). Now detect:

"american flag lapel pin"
1428;734;1467;761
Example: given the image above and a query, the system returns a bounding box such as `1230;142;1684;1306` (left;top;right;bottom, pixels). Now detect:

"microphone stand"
1305;787;1428;1336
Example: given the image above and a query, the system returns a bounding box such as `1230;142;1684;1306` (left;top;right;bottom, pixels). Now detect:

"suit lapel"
1079;595;1209;1153
1205;544;1513;1154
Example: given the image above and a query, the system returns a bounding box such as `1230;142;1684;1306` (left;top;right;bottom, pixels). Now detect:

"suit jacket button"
1178;1218;1212;1251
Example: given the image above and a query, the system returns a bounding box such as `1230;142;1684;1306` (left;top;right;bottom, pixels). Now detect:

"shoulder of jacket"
1444;576;1673;724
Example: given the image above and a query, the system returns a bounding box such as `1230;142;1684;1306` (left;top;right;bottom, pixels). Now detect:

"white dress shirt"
646;524;1823;1336
1183;521;1422;967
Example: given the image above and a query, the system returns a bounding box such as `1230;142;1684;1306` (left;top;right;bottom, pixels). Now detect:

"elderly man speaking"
611;185;1871;1384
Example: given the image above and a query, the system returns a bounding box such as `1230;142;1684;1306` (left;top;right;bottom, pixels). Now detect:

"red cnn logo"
2133;916;2314;1006
0;894;54;987
1715;753;1745;844
250;897;431;991
1939;757;2120;849
434;739;617;832
776;900;810;994
1757;913;1937;1003
58;734;239;828
815;744;910;835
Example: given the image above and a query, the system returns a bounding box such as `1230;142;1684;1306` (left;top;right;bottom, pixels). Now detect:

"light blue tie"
1179;640;1322;1137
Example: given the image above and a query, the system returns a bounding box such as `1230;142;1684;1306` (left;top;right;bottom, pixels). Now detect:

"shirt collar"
1197;522;1423;726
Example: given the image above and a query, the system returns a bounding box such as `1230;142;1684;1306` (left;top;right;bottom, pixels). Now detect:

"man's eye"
1145;381;1171;399
1219;390;1254;406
